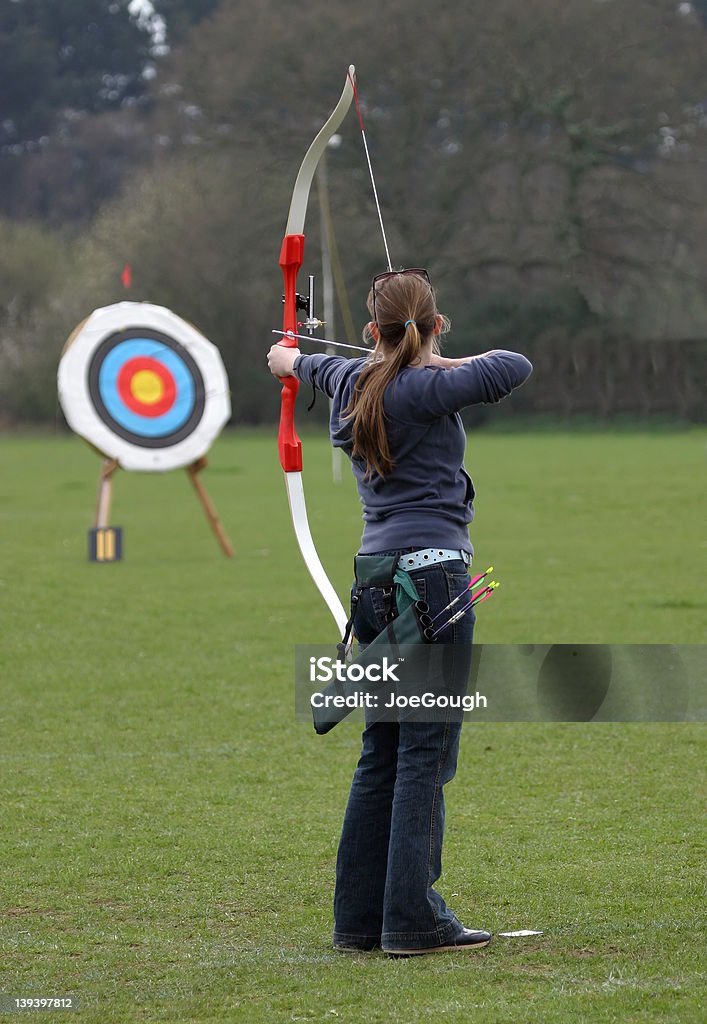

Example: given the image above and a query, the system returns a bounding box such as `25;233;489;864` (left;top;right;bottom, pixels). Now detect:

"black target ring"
87;328;207;449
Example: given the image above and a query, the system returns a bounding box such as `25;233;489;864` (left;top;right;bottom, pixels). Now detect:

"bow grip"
278;232;306;473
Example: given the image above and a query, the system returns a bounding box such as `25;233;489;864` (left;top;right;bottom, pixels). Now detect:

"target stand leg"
89;458;123;562
187;457;234;557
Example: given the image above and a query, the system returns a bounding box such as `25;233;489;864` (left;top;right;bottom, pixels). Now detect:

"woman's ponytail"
345;273;448;479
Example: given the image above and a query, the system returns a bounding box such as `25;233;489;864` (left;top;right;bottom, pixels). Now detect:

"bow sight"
283;274;326;335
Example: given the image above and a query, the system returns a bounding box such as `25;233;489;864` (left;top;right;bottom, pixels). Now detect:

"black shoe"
384;928;492;957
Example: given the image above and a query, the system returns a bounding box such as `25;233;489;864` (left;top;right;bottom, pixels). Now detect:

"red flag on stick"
121;263;132;290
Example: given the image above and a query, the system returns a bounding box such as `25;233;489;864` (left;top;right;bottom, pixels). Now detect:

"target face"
58;303;231;472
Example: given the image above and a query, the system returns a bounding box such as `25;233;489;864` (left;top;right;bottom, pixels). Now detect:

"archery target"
58;302;231;472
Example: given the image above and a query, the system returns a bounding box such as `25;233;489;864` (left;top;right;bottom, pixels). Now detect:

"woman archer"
267;268;532;956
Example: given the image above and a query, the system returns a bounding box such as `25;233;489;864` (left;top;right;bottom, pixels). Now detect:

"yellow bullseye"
130;369;164;405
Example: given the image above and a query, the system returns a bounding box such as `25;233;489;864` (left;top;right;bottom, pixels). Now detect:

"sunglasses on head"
371;268;431;323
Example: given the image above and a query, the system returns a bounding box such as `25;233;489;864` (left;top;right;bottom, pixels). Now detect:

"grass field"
0;429;705;1023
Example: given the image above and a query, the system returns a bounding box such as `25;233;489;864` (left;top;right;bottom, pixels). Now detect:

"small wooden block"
88;527;123;562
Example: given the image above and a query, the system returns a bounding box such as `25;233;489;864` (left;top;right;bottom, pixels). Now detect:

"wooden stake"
187;457;234;557
95;458;119;528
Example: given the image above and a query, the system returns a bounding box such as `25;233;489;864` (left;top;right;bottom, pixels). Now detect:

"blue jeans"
333;553;475;952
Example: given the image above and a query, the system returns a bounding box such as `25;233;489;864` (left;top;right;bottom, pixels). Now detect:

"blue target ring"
99;339;195;438
88;328;206;448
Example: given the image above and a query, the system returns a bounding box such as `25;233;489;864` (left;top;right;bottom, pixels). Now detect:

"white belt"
398;548;471;571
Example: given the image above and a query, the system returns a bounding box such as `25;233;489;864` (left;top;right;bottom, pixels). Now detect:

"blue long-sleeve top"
293;350;532;554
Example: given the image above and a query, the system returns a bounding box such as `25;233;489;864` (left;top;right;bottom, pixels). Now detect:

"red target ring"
117;356;177;418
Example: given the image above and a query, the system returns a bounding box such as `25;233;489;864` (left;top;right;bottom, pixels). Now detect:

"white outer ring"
57;302;231;472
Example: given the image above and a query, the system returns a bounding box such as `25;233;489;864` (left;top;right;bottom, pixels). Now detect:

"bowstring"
349;70;393;272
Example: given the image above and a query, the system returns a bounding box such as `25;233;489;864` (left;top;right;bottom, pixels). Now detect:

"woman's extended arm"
397;349;533;420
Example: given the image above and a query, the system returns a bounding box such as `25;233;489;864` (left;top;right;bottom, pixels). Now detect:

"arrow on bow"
276;66;357;642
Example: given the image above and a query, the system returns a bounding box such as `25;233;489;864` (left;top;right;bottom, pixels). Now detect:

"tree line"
1;0;706;425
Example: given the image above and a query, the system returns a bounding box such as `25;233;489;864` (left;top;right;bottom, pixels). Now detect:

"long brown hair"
345;271;449;478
